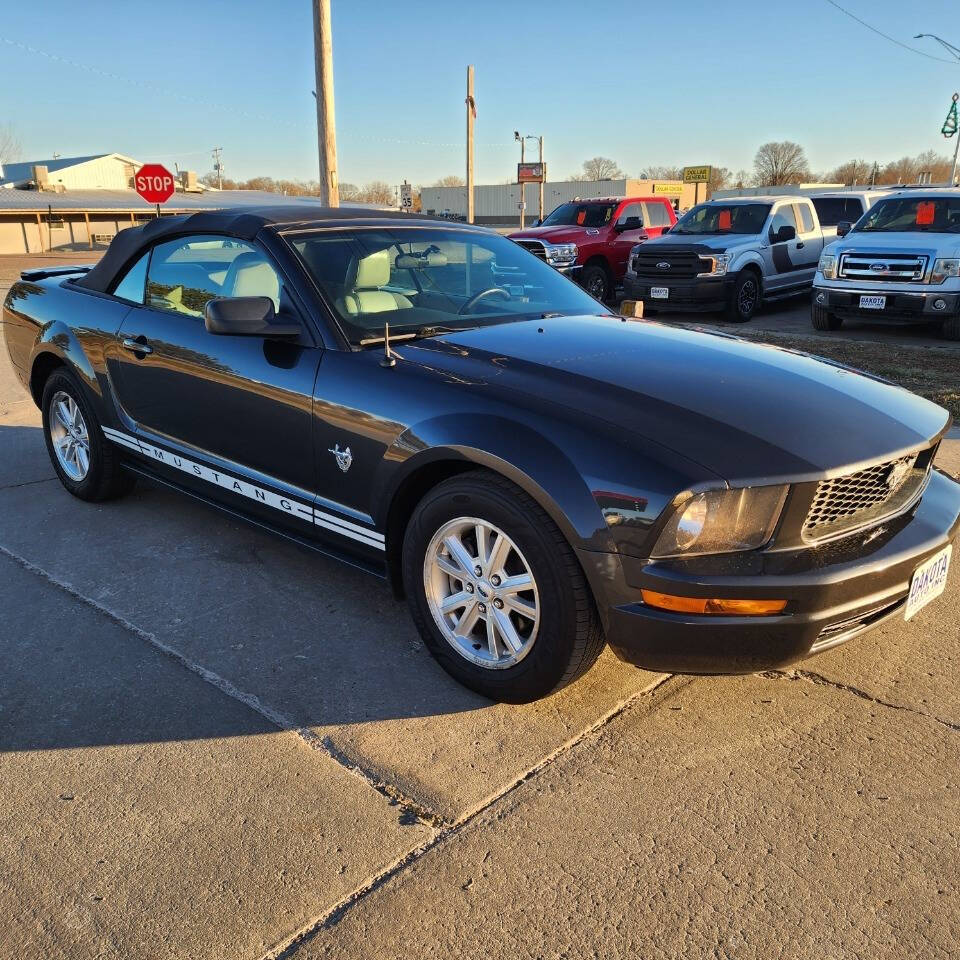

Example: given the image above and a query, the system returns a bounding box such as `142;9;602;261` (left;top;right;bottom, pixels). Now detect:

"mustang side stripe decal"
101;427;385;550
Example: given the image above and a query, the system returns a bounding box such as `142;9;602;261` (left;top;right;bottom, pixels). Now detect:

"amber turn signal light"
641;590;787;616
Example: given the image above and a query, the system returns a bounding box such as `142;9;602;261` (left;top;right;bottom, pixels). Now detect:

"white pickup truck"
812;189;960;340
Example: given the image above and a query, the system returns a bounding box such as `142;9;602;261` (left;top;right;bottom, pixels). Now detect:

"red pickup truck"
509;196;677;301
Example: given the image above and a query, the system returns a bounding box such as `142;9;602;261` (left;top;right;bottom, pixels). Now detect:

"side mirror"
771;224;796;244
661;225;671;234
836;221;852;238
532;218;542;227
204;296;300;338
615;216;643;233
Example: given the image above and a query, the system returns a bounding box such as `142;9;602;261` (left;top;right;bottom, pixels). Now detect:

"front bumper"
579;469;960;674
623;274;734;312
814;285;960;323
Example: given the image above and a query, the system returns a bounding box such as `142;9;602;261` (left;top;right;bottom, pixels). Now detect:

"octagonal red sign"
134;164;176;204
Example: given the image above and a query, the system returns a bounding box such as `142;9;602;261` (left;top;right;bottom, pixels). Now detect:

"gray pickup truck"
623;195;825;321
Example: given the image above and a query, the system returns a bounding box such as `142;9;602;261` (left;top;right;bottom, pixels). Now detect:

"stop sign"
134;163;176;204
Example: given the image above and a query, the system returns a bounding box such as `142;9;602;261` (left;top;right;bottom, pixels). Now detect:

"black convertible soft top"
76;205;452;293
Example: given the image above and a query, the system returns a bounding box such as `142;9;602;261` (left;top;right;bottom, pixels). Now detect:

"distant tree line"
199;172;399;204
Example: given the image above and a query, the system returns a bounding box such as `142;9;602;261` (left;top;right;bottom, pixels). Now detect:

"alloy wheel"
423;516;540;669
49;391;90;481
738;279;758;316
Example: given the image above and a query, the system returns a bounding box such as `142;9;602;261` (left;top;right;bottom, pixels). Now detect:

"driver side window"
617;202;645;226
144;236;284;318
769;206;798;241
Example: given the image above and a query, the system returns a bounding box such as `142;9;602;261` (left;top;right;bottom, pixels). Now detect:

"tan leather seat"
221;252;282;310
338;249;412;316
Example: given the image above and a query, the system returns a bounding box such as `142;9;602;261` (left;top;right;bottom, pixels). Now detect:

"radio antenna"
380;321;397;368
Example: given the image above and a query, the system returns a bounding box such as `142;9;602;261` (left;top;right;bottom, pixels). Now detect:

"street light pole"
313;0;339;207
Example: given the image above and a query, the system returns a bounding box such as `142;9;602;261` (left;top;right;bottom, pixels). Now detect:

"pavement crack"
0;476;56;491
261;671;679;960
0;542;448;828
764;668;960;733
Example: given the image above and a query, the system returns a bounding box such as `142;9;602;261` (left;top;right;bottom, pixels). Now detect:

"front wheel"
580;264;611;303
811;302;843;331
726;270;761;322
941;316;960;341
402;471;605;702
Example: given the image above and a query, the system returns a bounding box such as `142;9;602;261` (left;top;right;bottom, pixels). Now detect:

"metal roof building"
0;189;390;254
0;153;142;191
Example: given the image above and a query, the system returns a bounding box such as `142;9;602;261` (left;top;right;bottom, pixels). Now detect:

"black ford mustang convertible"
4;207;958;702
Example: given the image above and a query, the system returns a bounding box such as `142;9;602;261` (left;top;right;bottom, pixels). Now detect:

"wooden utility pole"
313;0;339;206
466;65;475;223
537;135;544;223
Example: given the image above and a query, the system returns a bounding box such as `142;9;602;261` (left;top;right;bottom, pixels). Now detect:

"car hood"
402;316;948;485
508;225;604;245
646;232;756;252
829;232;959;257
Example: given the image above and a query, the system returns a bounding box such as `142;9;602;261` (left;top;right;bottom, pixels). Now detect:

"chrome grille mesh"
803;455;921;541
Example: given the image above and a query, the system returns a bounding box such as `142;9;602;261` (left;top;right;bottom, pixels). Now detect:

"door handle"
796;241;805;249
121;337;153;356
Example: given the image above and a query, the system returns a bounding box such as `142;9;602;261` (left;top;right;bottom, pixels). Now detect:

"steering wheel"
459;287;511;315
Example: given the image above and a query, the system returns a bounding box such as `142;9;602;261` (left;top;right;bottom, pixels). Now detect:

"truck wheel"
41;369;135;502
812;303;843;331
581;264;611;303
941;316;960;341
402;470;605;703
726;271;760;322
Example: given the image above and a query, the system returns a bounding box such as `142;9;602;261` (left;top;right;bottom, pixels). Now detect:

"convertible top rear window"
288;227;607;345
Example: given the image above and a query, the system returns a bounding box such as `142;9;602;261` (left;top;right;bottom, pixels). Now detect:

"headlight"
626;244;644;275
651;485;788;559
818;254;837;280
545;243;577;266
930;258;960;284
697;254;730;277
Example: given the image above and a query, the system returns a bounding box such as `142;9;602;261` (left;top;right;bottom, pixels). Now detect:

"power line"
824;1;960;64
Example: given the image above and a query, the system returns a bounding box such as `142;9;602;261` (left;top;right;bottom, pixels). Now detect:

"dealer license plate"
650;287;669;300
905;545;952;620
859;295;886;310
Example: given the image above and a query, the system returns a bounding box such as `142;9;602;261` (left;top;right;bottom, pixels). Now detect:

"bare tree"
339;182;361;201
641;165;683;180
433;174;465;187
0;124;21;165
581;156;624;181
706;166;731;198
881;156;920;185
753;141;810;186
732;169;752;189
828;158;874;186
360;180;395;204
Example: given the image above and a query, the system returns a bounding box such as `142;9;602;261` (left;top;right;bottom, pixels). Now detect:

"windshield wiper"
413;325;466;339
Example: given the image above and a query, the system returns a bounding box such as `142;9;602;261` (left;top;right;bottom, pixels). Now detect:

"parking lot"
2;253;959;960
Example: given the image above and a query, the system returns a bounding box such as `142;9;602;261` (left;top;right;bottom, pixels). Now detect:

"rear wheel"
41;369;135;501
811;302;843;331
941;315;960;341
726;270;760;322
580;263;612;303
402;471;604;702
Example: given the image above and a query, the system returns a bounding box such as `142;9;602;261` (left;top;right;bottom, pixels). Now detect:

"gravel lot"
1;253;958;959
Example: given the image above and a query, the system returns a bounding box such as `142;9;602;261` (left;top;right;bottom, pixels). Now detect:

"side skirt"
119;461;388;581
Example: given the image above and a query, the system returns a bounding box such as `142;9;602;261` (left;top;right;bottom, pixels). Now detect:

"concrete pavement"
1;255;958;959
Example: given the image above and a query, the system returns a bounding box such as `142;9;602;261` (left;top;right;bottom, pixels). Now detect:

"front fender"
729;249;765;276
376;414;615;554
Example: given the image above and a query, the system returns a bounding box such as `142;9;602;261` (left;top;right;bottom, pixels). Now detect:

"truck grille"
802;453;930;542
632;250;707;280
838;252;927;283
515;240;547;261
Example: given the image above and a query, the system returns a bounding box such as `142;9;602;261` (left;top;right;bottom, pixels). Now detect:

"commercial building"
420;178;699;226
0;153;143;192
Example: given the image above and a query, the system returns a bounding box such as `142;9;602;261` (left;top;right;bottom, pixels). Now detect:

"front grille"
632;251;707;280
838;252;927;283
802;453;930;542
810;597;905;653
515;240;547;261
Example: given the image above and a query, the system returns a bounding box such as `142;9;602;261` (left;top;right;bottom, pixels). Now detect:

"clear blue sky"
2;0;959;187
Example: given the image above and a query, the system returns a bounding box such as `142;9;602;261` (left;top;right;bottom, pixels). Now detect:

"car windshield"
288;226;610;346
854;196;960;233
539;202;617;228
671;203;771;235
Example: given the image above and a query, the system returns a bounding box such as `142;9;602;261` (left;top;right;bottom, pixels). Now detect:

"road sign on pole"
134;164;176;214
400;181;413;210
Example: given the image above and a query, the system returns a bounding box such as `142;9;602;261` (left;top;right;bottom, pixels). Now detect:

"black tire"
940;315;960;341
402;470;605;703
41;368;135;502
580;263;611;303
811;302;843;331
726;270;761;322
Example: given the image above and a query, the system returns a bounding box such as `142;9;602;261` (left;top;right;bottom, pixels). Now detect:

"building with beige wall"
420;178;700;226
0;154;142;192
